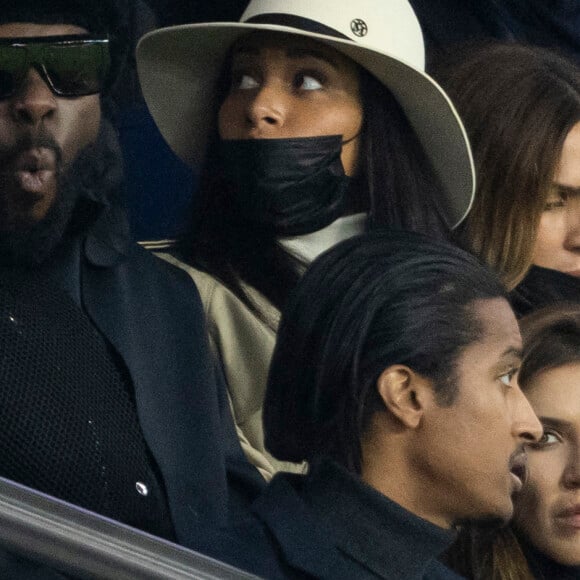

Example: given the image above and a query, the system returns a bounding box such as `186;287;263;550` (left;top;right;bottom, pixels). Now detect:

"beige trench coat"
157;253;304;480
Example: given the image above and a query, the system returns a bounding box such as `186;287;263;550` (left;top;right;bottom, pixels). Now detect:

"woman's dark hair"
432;41;580;290
444;304;580;580
357;70;449;236
263;229;507;473
179;59;449;318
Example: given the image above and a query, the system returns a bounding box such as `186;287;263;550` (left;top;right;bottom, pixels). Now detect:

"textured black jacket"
0;200;263;560
195;458;460;579
55;203;263;541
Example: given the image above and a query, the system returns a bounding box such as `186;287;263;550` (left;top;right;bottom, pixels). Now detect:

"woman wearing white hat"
137;0;474;479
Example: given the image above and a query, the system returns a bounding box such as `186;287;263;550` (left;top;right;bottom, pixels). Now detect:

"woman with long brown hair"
434;42;580;316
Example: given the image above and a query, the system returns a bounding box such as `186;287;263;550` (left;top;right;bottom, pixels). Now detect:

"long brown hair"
433;42;580;289
444;525;533;580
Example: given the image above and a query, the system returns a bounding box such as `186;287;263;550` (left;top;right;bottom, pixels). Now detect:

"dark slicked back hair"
264;230;508;474
0;0;131;97
519;303;580;388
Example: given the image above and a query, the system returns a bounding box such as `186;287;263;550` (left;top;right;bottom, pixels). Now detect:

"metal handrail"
0;476;260;579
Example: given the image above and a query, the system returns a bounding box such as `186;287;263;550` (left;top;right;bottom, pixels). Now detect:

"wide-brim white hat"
137;0;475;229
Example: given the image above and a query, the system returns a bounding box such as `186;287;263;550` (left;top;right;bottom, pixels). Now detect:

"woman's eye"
544;192;567;211
296;74;323;91
233;73;260;90
533;430;561;447
544;200;566;211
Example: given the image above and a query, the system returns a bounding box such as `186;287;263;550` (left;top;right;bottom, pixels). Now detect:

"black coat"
77;206;263;540
3;203;263;554
520;535;580;580
196;459;460;580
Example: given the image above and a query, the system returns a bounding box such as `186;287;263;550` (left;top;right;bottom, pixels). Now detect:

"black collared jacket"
33;202;264;548
196;458;461;579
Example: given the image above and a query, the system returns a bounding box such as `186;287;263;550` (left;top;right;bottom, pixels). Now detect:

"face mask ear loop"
341;131;362;146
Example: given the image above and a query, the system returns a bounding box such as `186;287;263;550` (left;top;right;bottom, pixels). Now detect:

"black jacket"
197;459;458;579
3;201;263;552
521;537;580;579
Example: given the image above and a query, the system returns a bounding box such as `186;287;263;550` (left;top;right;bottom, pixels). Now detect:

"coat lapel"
252;475;347;579
80;228;231;546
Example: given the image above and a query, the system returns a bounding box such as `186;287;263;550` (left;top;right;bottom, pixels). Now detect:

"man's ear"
376;365;434;429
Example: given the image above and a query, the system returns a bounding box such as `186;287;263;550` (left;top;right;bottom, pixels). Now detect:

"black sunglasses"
0;35;110;99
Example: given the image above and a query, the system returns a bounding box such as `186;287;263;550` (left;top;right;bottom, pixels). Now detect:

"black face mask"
219;135;351;236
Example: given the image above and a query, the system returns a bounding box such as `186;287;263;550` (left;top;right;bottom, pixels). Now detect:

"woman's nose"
563;196;580;252
244;84;287;133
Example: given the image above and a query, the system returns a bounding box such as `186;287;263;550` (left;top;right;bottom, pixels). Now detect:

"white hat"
137;0;475;228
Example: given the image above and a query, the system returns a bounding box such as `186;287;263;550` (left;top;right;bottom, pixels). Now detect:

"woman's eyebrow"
500;346;522;364
231;44;260;57
538;416;573;430
285;47;339;69
553;183;580;196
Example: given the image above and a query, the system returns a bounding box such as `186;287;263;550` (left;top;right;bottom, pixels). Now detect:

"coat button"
136;481;149;496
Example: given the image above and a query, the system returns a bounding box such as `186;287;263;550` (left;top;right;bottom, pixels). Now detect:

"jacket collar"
253;459;455;579
519;534;580;580
251;471;343;578
84;203;132;268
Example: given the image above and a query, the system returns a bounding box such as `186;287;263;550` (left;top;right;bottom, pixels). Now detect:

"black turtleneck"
227;458;459;579
520;536;580;580
301;459;457;579
510;265;580;318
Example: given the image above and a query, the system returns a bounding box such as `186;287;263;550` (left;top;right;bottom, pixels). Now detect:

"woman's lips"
554;505;580;530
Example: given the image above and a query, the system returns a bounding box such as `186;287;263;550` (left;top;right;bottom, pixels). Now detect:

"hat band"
244;14;351;41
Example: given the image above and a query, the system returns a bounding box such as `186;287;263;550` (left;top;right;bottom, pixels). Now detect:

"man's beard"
0;121;123;267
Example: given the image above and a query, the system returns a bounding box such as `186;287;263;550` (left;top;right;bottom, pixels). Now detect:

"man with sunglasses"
0;32;110;239
0;1;262;574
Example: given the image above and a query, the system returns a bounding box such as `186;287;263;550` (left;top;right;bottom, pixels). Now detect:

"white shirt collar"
279;213;366;264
